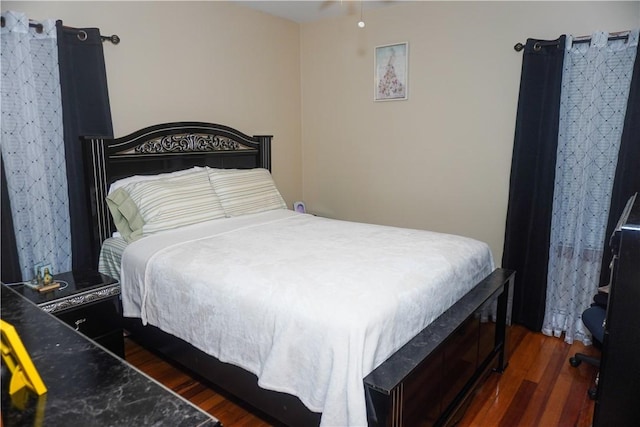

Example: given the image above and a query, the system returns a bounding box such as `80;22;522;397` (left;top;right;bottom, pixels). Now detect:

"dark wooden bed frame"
82;122;514;427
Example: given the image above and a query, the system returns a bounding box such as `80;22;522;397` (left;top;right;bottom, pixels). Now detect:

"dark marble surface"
1;285;219;427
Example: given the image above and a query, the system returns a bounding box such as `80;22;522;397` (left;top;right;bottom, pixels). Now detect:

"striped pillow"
208;168;287;217
108;166;206;195
125;170;226;235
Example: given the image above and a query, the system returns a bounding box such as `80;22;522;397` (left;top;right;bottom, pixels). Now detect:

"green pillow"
106;187;145;243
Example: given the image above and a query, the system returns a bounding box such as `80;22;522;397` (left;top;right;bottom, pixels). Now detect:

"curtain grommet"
77;30;87;41
533;42;542;51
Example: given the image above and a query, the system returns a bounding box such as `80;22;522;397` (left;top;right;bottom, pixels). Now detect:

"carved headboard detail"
113;133;256;155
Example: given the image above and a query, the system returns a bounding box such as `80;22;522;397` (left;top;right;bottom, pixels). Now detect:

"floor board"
125;324;598;426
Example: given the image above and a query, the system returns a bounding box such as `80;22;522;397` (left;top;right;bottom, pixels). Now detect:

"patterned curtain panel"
542;30;639;344
0;11;72;281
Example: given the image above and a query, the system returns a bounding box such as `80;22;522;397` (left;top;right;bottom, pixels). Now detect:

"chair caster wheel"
569;356;581;367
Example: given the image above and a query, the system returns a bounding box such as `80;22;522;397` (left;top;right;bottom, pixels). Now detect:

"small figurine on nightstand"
37;268;60;293
42;268;53;286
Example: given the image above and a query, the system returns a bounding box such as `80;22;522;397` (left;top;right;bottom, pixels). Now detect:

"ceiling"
236;1;396;24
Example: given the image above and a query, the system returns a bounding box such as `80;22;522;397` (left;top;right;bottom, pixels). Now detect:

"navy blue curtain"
599;51;640;286
1;157;21;283
502;37;566;331
56;21;113;272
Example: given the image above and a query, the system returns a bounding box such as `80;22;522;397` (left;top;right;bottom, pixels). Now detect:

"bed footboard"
364;268;514;427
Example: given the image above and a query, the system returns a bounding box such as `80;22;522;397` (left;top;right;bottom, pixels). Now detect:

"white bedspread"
121;210;494;426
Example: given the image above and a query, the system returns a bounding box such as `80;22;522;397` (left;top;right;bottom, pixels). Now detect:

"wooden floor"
125;325;598;426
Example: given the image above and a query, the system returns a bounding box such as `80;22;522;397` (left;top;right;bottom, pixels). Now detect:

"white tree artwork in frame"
375;42;408;101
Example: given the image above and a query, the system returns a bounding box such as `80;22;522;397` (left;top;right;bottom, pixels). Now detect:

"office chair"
569;292;607;400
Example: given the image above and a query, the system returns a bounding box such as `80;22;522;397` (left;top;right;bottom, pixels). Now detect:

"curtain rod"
0;16;120;44
62;26;121;45
0;16;44;33
0;16;40;32
514;31;630;52
29;20;43;33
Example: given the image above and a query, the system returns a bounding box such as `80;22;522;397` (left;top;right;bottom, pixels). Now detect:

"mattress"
118;210;494;426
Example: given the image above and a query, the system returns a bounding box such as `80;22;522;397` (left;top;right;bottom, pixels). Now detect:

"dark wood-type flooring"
125;324;598;426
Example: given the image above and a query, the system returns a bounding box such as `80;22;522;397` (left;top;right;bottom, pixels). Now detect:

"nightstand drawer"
56;298;122;344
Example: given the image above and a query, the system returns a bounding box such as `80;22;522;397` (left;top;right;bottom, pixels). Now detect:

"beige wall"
300;1;640;263
4;1;639;263
2;1;303;205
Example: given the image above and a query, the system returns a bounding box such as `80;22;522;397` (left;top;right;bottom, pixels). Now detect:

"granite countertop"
1;284;219;427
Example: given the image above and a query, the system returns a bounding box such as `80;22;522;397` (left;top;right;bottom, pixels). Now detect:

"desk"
1;284;219;426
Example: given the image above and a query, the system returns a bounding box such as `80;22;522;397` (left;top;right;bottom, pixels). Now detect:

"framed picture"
293;201;306;213
375;42;408;101
34;263;52;279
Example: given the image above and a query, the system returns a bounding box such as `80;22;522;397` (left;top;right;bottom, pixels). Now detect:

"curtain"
598;37;640;288
1;158;21;283
542;31;639;344
502;37;566;331
1;11;71;281
56;21;114;272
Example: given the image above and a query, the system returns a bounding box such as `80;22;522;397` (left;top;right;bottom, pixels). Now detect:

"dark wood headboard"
81;121;273;267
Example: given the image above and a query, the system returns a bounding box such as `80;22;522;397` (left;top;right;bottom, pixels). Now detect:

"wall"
300;1;640;262
1;1;303;205
4;1;639;264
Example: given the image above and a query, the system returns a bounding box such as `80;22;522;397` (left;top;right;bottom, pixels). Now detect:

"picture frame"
293;201;306;214
374;42;408;101
34;263;52;279
0;319;48;398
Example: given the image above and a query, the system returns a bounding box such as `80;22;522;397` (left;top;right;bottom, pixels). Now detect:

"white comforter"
121;210;494;426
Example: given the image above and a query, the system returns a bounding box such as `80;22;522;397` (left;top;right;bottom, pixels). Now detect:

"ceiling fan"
320;0;392;27
320;0;361;15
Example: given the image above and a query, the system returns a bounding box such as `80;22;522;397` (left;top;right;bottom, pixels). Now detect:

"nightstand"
12;270;124;358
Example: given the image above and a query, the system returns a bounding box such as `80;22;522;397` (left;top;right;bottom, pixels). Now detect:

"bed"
82;122;514;427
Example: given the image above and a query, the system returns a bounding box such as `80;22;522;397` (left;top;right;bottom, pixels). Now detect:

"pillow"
125;170;226;235
108;166;205;195
106;167;208;242
106;187;145;243
208;168;287;217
